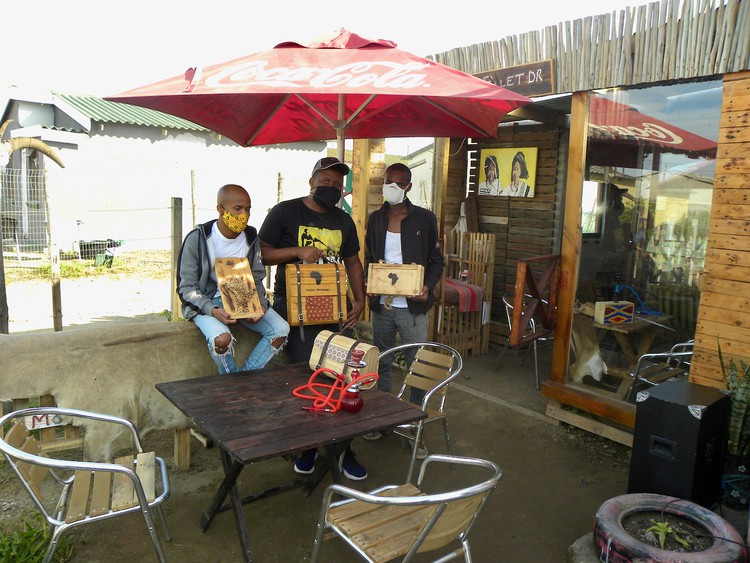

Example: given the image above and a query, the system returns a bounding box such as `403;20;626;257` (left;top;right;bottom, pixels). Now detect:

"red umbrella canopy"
588;96;717;156
106;29;531;147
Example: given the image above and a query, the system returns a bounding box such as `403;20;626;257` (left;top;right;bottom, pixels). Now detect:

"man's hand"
298;246;325;264
211;307;237;325
409;285;430;302
344;299;365;328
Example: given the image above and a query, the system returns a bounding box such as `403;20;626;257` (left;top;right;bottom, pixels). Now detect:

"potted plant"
720;342;750;509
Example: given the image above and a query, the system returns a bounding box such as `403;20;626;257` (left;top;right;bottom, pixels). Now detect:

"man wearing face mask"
259;157;368;480
177;184;290;374
362;163;445;455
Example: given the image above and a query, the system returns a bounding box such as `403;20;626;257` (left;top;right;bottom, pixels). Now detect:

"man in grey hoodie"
177;184;289;373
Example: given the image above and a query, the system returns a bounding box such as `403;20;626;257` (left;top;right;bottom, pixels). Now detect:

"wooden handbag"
215;257;263;320
285;262;347;329
309;329;378;389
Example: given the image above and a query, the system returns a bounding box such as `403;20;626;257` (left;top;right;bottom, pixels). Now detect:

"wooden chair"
624;340;694;402
310;454;502;563
493;293;553;390
0;407;171;563
378;342;462;483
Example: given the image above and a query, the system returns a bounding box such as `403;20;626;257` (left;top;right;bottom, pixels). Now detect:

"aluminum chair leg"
533;340;540;390
156;505;172;542
406;424;425;484
493;340;510;371
441;418;453;455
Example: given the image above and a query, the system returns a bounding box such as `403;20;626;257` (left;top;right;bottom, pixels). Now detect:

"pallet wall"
691;71;750;387
468;125;562;344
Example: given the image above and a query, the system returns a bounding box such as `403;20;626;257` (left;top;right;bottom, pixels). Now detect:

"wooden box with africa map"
215;257;263;320
367;262;424;296
285;263;347;326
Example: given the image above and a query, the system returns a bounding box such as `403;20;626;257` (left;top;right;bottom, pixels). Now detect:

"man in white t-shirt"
363;163;445;456
177;184;289;373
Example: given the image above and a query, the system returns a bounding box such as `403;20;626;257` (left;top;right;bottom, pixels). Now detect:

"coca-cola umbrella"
588;96;717;157
105;29;531;159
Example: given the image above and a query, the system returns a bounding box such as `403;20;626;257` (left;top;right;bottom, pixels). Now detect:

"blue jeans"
372;307;427;404
193;296;290;374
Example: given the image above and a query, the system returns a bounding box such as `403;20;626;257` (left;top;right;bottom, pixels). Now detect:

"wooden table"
156;362;426;562
593;314;672;368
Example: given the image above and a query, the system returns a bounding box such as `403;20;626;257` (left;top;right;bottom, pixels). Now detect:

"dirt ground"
1;276;742;562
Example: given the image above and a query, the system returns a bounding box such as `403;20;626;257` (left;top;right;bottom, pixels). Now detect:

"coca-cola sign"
590;122;684;145
204;61;432;90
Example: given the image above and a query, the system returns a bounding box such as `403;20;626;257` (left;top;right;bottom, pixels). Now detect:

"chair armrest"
0;407;145;452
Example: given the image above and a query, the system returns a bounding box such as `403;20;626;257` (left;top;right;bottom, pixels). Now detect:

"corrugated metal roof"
54;92;208;132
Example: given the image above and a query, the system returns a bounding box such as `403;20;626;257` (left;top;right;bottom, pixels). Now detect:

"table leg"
613;332;637;367
200;449;254;562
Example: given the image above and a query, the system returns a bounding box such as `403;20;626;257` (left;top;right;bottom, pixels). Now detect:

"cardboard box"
215;257;263;320
594;300;634;324
285;263;347;326
367;262;424;296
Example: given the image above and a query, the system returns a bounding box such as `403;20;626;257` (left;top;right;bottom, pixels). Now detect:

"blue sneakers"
339;448;367;481
294;449;318;475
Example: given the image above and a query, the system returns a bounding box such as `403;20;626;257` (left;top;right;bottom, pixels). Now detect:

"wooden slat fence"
430;0;750;92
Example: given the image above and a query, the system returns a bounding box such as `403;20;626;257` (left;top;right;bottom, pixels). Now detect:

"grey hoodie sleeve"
177;230;216;317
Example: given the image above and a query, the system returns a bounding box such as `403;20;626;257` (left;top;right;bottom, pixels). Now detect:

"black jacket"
364;199;444;316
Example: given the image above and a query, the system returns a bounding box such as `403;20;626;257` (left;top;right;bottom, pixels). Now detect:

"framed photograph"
478;147;538;197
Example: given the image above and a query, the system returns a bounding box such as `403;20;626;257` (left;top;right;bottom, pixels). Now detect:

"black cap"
311;157;350;177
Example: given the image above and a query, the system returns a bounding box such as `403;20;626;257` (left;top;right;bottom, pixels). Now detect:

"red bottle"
341;350;366;413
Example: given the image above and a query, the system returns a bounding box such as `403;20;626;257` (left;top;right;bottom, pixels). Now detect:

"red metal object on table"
340;350;366;413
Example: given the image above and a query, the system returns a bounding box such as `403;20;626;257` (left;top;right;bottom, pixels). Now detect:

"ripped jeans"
193;296;290;374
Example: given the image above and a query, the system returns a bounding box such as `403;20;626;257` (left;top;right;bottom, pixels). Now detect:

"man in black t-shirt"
259;157;368;481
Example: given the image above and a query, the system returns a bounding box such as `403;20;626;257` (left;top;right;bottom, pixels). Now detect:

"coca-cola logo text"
590;122;684;145
204;61;432;90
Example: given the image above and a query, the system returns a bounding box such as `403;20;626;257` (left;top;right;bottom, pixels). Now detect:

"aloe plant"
719;341;750;456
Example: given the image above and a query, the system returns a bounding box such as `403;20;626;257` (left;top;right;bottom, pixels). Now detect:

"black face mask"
313;186;341;208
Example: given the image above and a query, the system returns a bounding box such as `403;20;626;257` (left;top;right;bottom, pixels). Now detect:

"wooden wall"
469;125;562;340
691;71;750;387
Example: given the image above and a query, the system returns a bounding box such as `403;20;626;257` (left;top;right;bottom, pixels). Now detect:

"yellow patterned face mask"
221;211;249;234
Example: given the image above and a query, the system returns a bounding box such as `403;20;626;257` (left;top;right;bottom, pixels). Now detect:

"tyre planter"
723;453;750;510
594;493;747;563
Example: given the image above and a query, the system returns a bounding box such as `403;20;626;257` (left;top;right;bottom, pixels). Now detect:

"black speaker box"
628;379;730;507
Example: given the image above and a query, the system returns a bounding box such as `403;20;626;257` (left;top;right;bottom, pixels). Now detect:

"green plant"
645;521;690;549
0;515;74;562
646;522;690;549
719;341;750;456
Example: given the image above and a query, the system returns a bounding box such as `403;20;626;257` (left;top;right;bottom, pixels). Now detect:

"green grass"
5;251;171;284
0;515;74;563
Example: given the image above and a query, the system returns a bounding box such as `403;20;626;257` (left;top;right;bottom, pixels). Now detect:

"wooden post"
0;217;7;333
51;243;63;331
171;197;183;320
190;170;196;228
174;427;191;471
548;91;589;386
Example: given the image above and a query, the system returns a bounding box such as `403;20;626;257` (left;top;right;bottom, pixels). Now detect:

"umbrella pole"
337;93;345;162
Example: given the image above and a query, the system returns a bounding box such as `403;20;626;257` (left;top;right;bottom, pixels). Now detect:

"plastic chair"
493;293;553;390
310;454;502;563
624;340;694;402
0;407;171;563
378;342;463;483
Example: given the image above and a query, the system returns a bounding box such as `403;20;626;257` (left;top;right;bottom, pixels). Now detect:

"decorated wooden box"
367;262;424;296
285;263;348;326
215;257;263;320
594;301;635;324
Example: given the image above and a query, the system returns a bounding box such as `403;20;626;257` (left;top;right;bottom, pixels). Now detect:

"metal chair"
0;407;171;563
378;342;463;483
624;339;694;402
310;454;502;563
493;293;553;390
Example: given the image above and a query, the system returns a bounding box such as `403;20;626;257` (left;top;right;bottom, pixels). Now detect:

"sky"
4;0;645;97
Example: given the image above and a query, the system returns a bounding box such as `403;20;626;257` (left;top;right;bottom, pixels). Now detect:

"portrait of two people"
478;147;538;197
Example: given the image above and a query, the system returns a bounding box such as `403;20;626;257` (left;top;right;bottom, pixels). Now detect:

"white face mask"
382;182;405;205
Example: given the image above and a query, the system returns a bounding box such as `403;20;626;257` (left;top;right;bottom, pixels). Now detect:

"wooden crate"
367;263;424;296
215;257;263;320
285;263;347;326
